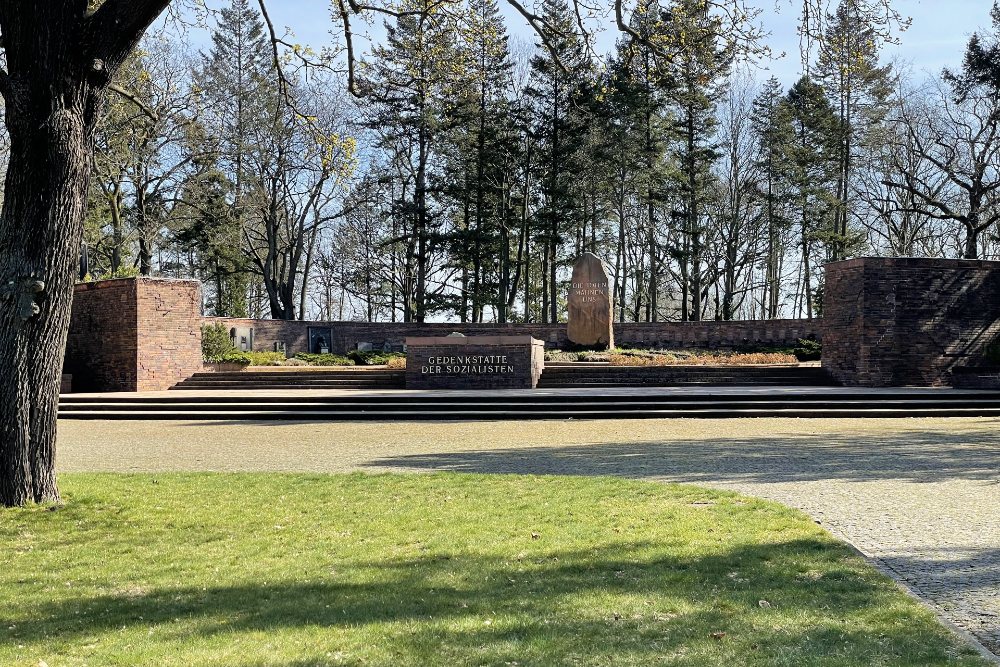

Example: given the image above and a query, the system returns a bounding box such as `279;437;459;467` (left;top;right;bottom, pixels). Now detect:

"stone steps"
58;391;1000;421
172;370;406;390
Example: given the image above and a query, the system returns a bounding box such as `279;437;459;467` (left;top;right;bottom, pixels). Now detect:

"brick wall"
135;279;203;391
65;279;138;392
204;317;821;356
65;278;202;392
823;258;1000;386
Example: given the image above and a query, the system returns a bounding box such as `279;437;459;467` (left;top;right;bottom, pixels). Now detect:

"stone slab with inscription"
405;335;545;389
567;252;614;349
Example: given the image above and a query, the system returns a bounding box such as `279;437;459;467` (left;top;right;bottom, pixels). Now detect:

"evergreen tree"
815;0;894;260
779;76;842;319
439;0;515;322
364;0;459;322
944;2;1000;98
751;76;793;319
198;0;273;195
172;124;249;317
605;0;676;322
524;0;593;323
192;0;274;315
660;0;734;321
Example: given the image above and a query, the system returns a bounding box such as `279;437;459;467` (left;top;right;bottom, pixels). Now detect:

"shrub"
981;337;1000;365
348;350;406;366
792;337;822;362
202;323;235;362
214;350;252;367
575;351;609;362
245;351;287;366
609;354;677;367
294;352;355;366
387;357;407;370
609;352;797;367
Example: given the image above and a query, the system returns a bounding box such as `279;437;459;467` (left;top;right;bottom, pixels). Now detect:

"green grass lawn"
0;473;987;666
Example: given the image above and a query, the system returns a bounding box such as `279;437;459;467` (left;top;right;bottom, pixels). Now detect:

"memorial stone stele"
567;252;614;349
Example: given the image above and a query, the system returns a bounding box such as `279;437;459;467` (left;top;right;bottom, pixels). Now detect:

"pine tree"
439;0;515;323
171;124;248;317
198;0;273;193
751;76;793;319
660;0;733;321
364;0;459;322
192;0;274;315
605;0;676;323
815;0;894;260
945;2;1000;98
780;76;841;319
524;0;593;323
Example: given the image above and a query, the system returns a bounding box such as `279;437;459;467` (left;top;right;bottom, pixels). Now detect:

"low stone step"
58;398;1000;413
57;406;1000;421
175;380;403;386
170;385;405;391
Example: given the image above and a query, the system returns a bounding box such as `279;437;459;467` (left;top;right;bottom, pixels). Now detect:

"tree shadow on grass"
364;426;1000;485
5;538;982;666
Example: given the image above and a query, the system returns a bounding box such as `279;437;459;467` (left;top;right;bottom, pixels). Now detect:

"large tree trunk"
965;224;980;260
0;0;170;507
0;90;95;506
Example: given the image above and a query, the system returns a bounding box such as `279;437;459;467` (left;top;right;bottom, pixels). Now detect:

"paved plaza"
58;416;1000;658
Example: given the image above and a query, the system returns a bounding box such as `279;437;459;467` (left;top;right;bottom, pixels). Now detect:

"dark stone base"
951;367;1000;389
405;336;544;390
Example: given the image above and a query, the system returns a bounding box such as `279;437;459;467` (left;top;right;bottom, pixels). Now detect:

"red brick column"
65;278;202;392
823;258;1000;386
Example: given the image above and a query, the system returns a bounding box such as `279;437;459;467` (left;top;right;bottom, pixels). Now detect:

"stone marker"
406;336;545;389
567;252;614;349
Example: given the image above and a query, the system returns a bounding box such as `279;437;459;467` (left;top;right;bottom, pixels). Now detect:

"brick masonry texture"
823;258;1000;387
135;279;203;391
405;336;545;390
65;278;202;392
204;317;821;356
65;279;138;392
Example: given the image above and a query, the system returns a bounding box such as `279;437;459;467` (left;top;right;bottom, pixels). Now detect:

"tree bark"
0;0;170;507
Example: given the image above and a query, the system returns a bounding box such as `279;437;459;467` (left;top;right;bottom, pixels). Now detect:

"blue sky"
177;0;993;87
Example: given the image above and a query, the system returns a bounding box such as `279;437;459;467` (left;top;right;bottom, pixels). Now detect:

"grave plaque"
567;252;614;349
230;326;254;352
406;336;545;389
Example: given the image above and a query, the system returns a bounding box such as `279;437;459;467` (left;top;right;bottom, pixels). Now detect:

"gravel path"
58;417;1000;658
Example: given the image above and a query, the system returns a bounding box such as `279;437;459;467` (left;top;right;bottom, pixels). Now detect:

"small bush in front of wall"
214;350;252;367
386;357;406;370
982;336;1000;365
202;323;235;362
576;351;610;362
245;351;287;366
348;350;406;366
792;337;822;362
294;353;355;366
609;351;798;367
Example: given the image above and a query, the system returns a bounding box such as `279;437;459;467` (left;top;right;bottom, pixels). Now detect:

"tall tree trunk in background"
135;188;155;276
644;90;657;323
0;0;170;507
688;113;702;322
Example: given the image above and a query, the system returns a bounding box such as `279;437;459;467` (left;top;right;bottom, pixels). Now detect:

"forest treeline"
43;0;1000;323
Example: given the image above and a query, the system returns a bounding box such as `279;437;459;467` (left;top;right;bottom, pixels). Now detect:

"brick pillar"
823;258;1000;387
65;278;202;392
